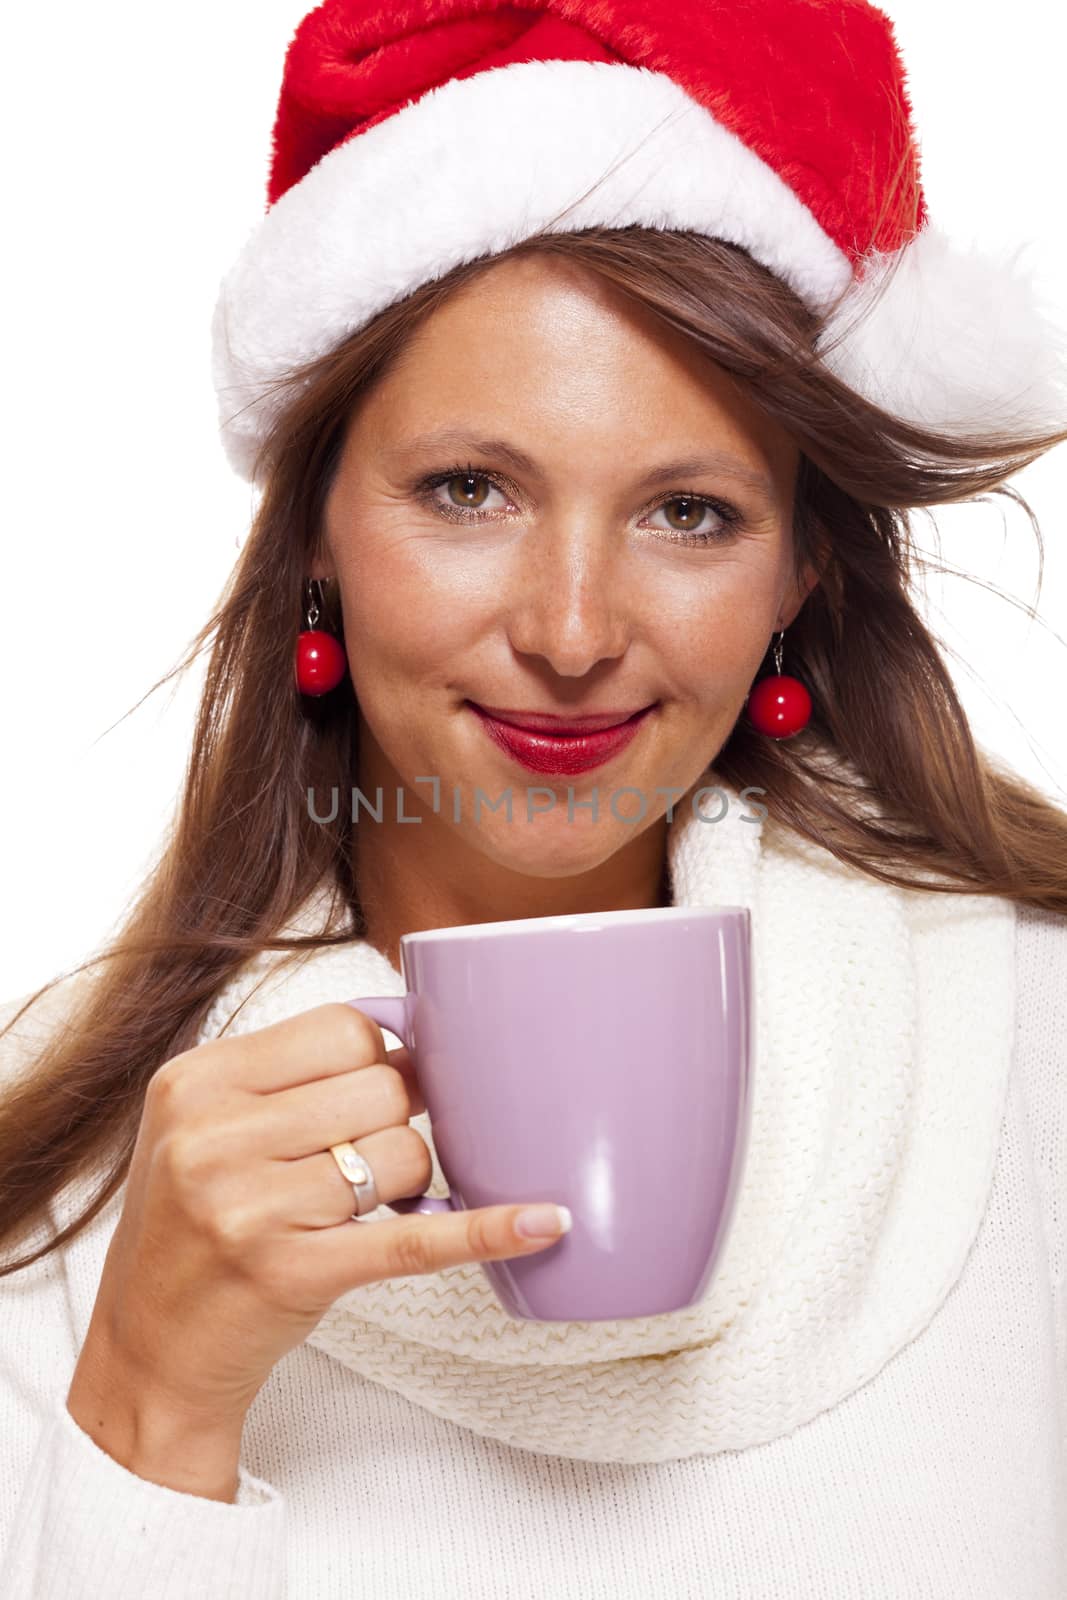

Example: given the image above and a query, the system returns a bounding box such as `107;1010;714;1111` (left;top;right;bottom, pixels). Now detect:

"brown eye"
663;496;706;532
445;472;490;509
415;466;514;523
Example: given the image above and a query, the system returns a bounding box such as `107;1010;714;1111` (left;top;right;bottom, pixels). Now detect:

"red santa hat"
211;0;1066;485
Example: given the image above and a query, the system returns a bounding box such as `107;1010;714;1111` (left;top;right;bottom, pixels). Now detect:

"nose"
503;518;632;678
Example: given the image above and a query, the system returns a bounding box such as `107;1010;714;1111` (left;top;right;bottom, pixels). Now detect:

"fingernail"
515;1204;573;1239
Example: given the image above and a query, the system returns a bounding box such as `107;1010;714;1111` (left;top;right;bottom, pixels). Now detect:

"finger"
384;1043;425;1116
242;1062;420;1159
212;1003;393;1094
288;1199;568;1302
266;1126;434;1228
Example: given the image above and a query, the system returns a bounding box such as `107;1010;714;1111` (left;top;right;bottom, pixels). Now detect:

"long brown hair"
3;225;1066;1276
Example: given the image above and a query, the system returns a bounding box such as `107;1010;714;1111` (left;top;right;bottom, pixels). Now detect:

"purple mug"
346;905;752;1322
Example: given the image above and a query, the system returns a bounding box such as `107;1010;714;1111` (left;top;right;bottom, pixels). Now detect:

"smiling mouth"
465;701;657;775
465;702;656;734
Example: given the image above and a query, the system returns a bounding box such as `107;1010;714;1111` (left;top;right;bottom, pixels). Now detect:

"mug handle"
344;996;452;1216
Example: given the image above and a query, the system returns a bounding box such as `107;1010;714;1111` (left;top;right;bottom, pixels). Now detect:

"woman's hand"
67;1002;568;1482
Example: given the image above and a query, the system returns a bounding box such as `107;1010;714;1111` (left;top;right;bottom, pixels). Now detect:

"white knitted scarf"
197;754;1016;1464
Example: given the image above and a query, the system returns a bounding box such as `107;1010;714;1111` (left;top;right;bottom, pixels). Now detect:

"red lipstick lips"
466;702;655;775
472;706;651;734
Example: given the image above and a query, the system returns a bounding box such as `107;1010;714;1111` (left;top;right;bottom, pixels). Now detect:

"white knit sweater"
0;791;1064;1596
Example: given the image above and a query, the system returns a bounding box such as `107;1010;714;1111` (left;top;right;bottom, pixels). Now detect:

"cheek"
337;545;483;687
655;582;777;687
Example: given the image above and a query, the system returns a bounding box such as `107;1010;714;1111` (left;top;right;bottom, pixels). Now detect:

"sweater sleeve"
0;977;288;1599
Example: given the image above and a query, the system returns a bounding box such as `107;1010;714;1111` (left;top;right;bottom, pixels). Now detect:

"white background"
1;2;1064;997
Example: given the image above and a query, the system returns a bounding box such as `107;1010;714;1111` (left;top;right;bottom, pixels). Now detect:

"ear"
777;557;823;631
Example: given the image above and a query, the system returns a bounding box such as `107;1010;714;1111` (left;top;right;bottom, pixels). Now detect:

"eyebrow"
383;429;776;499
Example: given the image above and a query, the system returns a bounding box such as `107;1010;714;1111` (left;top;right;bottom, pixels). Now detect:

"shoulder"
1015;900;1067;1000
0;969;99;1096
1011;900;1065;1177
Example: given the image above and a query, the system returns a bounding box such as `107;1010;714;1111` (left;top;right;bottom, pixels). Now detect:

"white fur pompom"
814;224;1067;440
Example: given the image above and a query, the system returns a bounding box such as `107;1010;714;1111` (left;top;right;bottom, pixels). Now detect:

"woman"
1;1;1065;1595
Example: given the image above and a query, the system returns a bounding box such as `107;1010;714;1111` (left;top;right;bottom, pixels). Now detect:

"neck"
350;814;672;974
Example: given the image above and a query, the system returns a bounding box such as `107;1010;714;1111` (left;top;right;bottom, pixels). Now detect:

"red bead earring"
745;629;812;739
295;577;347;697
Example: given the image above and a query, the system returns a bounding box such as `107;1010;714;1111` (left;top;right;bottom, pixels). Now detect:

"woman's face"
319;253;818;890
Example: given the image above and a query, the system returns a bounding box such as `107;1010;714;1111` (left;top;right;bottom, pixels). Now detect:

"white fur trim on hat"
816;229;1067;440
211;57;1066;483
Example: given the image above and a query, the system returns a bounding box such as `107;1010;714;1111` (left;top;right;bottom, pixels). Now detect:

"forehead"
347;253;799;489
